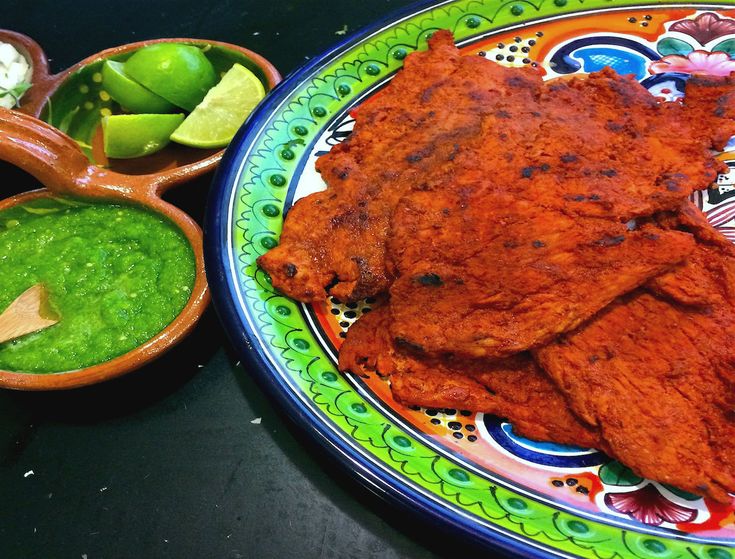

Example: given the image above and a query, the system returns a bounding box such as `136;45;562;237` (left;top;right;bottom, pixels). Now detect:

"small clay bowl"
0;109;209;390
0;30;50;105
0;30;281;182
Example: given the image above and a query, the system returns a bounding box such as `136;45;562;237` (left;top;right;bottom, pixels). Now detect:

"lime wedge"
102;113;185;159
170;63;266;149
124;43;217;111
101;60;176;114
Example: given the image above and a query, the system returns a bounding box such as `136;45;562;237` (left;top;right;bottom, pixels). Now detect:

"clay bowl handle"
0;33;281;196
0;108;186;201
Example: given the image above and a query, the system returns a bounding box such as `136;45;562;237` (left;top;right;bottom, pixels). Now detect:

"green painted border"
229;1;735;556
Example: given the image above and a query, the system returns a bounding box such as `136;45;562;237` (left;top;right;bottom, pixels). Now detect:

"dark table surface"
1;2;487;558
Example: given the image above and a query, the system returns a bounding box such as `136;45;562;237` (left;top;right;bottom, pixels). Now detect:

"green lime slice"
101;60;177;114
124;43;217;111
170;63;266;149
102;113;185;159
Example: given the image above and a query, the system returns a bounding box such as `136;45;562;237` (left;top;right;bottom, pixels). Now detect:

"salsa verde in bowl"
0;195;196;374
0;109;209;390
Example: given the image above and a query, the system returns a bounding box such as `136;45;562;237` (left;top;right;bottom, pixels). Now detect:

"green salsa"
0;197;195;373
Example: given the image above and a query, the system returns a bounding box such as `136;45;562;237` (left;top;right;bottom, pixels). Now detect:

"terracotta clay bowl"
0;33;280;390
0;108;210;390
0;30;281;181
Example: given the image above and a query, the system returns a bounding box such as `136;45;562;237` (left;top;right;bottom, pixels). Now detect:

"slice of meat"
424;68;731;222
647;244;726;306
338;305;399;377
388;193;695;358
391;362;603;449
339;306;603;448
682;74;735;150
535;223;735;502
257;31;541;302
648;202;735;307
536;292;735;503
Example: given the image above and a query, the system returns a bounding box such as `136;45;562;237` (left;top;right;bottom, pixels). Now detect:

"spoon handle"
0;284;58;344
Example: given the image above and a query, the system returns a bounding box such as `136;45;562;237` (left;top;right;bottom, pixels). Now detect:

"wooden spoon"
0;284;59;344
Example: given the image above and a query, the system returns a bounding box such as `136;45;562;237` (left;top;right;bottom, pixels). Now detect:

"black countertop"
0;2;485;558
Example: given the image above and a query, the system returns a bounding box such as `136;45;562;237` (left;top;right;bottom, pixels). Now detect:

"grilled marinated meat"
536;220;735;502
340;306;603;448
259;31;735;309
262;29;735;502
257;31;536;302
388;194;695;358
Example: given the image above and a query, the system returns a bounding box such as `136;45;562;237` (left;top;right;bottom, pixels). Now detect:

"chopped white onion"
0;42;32;109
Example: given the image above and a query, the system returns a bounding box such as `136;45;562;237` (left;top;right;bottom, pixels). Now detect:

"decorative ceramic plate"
206;1;735;556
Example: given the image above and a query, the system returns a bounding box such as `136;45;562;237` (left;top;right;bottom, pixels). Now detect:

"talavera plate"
206;1;735;556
